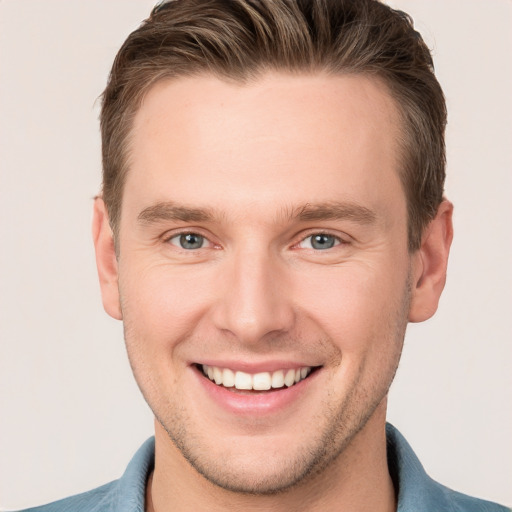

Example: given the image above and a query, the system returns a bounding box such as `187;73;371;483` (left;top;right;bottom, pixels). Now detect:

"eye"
299;233;340;250
168;232;209;250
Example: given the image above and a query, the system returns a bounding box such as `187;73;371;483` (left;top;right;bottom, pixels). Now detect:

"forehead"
125;72;404;221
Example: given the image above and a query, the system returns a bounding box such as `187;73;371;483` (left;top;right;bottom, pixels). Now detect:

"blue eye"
300;233;339;250
169;233;206;250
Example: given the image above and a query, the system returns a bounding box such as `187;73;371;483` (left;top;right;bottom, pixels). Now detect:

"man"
13;0;510;511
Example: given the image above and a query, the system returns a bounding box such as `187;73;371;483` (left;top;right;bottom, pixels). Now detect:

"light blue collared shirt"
15;424;510;511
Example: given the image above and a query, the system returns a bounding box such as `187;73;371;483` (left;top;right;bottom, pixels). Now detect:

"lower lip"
193;366;319;416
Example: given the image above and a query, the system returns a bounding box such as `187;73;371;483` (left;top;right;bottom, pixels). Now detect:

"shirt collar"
112;424;448;511
386;423;453;511
112;436;154;511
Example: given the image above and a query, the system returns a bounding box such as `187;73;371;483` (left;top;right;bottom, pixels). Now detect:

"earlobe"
408;200;454;323
92;197;122;320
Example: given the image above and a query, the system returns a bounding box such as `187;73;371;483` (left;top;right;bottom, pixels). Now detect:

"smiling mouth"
198;364;318;392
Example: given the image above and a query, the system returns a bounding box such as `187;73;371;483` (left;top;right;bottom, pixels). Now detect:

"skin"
93;72;453;511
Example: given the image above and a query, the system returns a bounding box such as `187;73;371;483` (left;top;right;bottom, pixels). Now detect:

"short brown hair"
101;0;446;250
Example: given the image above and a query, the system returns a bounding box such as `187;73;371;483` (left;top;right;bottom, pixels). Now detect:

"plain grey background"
0;0;511;509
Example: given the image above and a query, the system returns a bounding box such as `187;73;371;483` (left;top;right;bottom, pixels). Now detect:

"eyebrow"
138;202;215;223
294;201;377;224
137;200;377;226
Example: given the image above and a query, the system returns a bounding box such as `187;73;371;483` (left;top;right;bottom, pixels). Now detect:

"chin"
171;440;326;495
154;395;379;496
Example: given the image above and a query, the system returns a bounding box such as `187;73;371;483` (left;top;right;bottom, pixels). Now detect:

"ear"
92;197;122;320
409;200;454;323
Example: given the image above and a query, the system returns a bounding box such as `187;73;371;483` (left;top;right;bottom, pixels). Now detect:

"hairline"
108;67;418;250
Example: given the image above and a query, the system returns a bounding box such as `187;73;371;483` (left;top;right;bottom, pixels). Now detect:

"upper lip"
192;360;322;373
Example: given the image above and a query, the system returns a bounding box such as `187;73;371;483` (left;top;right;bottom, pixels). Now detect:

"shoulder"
386;424;510;512
12;481;118;512
431;481;511;512
11;437;155;512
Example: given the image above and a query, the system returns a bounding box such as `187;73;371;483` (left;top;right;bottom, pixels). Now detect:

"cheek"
118;262;216;346
118;265;213;400
294;262;409;353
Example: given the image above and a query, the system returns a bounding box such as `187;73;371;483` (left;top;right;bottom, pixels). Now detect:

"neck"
146;403;395;512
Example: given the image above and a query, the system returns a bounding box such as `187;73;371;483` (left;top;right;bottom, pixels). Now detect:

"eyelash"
296;232;343;250
166;232;215;250
165;230;346;252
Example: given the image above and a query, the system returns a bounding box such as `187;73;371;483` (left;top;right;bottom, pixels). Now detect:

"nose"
211;246;295;345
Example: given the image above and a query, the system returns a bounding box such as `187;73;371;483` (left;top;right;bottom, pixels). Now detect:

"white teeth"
284;369;295;387
253;372;271;390
271;370;285;388
201;365;313;391
223;368;235;387
235;371;252;390
213;366;223;385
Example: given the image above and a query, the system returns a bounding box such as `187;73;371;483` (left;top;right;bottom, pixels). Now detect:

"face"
107;73;415;493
